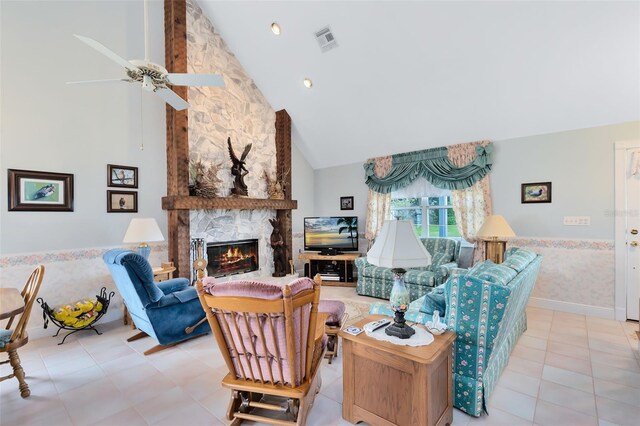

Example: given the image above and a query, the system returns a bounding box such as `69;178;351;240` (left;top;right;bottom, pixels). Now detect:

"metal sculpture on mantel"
227;137;252;197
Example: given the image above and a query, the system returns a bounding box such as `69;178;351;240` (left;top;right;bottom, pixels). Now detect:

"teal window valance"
364;143;493;193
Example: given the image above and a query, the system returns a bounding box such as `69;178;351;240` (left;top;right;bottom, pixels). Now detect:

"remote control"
364;319;391;333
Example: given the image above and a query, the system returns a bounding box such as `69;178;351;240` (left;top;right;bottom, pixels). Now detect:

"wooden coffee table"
339;315;455;426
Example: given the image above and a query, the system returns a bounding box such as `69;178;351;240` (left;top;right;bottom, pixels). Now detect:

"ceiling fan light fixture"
303;78;313;89
271;23;281;35
141;75;154;92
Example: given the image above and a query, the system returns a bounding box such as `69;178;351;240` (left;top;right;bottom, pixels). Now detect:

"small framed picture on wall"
107;164;138;188
107;190;138;213
340;196;354;210
521;182;552;204
7;169;74;212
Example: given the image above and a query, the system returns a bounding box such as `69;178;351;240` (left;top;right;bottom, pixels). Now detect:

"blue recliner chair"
103;249;210;355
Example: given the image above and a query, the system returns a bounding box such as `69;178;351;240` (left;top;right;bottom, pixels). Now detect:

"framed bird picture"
107;190;138;213
107;164;138;188
521;182;552;204
8;169;74;211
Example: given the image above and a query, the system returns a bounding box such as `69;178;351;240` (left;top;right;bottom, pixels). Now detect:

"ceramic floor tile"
321;375;344;404
118;370;179;406
487;386;537;421
588;339;636;359
151;400;224;425
594;378;640;407
533;399;598;426
547;331;589;348
466;407;532;425
547;340;591;360
51;364;106;394
551;325;588;337
596;396;640;426
506;355;544;378
90;408;147;426
587;322;627;336
59;378;132;424
591;362;640;389
496;370;540;397
98;351;148;375
545;351;592;376
133;386;196;424
306;393;343;426
537;380;597;417
518;335;548;351
199;385;234;424
512;345;546;364
541;365;594;393
524;326;550;340
590;349;640;372
598;419;622;426
589;331;633;347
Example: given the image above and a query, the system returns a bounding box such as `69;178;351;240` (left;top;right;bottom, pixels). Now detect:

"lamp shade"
367;220;431;268
123;218;165;244
476;215;516;239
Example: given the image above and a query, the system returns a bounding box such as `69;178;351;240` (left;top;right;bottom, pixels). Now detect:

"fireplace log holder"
38;287;115;345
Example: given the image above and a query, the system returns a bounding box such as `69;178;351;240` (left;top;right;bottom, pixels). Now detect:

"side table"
123;262;176;327
339;315;455;426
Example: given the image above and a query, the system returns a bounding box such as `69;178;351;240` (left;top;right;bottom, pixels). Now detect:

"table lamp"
123;218;165;259
367;219;431;339
476;215;516;264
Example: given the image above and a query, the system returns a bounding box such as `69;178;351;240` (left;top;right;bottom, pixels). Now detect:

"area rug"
342;299;372;326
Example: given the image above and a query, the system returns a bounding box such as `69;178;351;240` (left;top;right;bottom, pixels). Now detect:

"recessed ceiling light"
303;78;313;89
271;23;281;35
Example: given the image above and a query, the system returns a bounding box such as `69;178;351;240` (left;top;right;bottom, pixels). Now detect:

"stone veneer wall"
186;0;279;276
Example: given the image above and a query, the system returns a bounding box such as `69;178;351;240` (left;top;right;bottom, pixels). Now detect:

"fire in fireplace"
206;239;259;277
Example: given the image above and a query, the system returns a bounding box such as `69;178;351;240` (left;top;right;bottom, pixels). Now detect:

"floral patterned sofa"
370;247;542;417
355;237;461;301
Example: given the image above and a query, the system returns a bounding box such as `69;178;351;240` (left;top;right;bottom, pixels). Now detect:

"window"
390;196;460;238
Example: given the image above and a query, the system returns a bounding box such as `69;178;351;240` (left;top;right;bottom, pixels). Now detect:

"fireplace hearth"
206;239;259;277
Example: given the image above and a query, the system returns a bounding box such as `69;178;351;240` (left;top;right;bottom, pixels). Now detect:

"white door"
615;141;640;321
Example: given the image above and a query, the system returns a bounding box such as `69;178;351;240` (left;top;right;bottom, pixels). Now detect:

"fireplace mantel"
162;196;297;211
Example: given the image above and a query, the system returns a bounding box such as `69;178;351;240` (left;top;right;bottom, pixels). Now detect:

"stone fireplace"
207;238;259;277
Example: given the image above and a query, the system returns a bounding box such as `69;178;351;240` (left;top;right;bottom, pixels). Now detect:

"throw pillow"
502;248;537;273
419;286;446;317
467;260;516;286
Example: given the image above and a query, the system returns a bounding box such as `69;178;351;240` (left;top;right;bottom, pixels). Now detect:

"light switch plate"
563;216;591;226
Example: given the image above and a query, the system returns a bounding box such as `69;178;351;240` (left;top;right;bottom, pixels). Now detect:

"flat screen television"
304;216;358;255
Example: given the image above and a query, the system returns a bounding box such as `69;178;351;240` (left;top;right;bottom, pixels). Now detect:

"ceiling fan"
67;0;223;110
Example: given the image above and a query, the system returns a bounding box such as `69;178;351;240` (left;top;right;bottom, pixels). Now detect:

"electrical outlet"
563;216;591;226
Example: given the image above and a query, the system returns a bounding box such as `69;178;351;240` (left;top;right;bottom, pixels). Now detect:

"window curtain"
365;156;392;248
448;141;493;264
364;144;493;193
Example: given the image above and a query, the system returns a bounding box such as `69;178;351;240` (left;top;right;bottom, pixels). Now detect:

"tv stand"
319;248;343;256
299;252;361;287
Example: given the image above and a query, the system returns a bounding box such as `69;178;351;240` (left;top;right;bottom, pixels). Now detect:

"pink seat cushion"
318;300;346;325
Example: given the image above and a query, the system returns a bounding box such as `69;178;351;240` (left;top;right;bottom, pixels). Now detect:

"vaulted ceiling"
198;1;639;169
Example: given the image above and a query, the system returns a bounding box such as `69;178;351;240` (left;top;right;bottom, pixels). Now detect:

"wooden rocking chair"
195;261;326;426
1;265;45;398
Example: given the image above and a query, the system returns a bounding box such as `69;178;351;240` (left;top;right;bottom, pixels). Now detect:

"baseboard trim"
528;297;615;319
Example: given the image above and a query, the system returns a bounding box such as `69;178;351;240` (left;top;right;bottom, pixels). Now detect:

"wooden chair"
195;261;326;426
1;265;45;398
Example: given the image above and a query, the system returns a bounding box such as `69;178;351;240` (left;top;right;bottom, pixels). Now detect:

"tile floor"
1;288;640;426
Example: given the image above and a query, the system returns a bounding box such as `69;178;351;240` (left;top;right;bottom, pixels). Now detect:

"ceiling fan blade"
154;87;190;110
74;34;139;73
165;73;225;87
66;78;132;85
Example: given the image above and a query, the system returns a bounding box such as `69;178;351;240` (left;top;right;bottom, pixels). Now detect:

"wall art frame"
107;164;138;188
107;190;138;213
8;169;74;212
521;182;552;204
340;196;354;210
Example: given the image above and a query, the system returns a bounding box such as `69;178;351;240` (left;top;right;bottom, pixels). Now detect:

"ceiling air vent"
314;26;338;52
